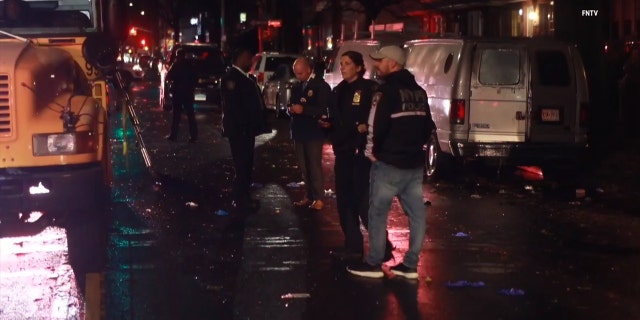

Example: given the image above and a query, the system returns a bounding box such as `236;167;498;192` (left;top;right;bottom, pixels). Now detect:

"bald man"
288;57;331;210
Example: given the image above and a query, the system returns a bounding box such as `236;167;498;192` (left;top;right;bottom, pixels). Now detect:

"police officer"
319;51;393;261
347;45;435;279
165;48;198;143
289;57;331;210
221;47;271;212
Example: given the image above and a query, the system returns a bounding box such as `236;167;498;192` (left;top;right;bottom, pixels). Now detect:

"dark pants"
171;94;197;139
294;139;324;201
335;151;370;253
335;150;394;254
228;134;255;203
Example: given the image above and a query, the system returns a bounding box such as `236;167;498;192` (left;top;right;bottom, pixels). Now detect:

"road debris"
281;293;311;299
215;209;229;216
185;202;199;208
446;280;486;288
498;288;525;296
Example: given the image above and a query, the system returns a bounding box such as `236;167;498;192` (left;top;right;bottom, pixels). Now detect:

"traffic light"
140;38;146;46
129;27;137;36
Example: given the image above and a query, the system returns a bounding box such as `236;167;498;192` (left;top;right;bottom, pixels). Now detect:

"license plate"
194;93;207;101
541;108;560;122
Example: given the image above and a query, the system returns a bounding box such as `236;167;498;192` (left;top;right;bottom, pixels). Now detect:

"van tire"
424;132;452;179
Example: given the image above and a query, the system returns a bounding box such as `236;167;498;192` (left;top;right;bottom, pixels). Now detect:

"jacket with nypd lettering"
365;69;436;169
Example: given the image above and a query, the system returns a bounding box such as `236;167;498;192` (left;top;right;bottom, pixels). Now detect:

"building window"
511;9;523;36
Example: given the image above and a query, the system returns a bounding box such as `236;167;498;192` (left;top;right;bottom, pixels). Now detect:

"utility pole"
221;0;226;50
258;0;264;53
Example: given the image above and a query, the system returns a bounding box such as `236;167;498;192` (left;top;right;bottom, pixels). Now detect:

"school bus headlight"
33;131;96;156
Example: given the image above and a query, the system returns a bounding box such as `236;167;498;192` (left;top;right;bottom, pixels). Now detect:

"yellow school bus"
0;0;126;271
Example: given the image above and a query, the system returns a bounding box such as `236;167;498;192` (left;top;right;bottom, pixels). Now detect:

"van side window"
478;49;520;85
536;51;570;86
444;53;454;74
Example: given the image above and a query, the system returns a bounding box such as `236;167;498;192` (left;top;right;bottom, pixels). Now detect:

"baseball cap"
370;45;406;65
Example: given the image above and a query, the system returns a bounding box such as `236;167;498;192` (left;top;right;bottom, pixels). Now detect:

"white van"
324;33;417;88
404;38;589;176
324;40;381;88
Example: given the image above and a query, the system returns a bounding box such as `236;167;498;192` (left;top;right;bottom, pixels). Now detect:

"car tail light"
450;99;465;124
579;102;588;128
257;72;264;84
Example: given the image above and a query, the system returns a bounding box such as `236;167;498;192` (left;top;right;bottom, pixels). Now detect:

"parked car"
323;32;415;89
160;43;227;110
116;58;145;88
404;38;589;177
323;40;381;89
250;52;301;91
262;62;298;118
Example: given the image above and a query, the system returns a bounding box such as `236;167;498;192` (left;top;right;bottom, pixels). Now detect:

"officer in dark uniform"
319;51;394;261
166;48;198;143
221;47;271;212
289;57;332;210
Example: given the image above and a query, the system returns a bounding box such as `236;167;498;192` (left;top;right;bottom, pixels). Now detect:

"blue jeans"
365;161;426;268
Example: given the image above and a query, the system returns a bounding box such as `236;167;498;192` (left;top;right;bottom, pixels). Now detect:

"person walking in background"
221;47;271;213
165;48;198;143
319;51;393;261
347;46;435;279
289;57;331;211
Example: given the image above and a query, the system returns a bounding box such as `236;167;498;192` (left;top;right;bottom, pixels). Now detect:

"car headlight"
32;131;97;156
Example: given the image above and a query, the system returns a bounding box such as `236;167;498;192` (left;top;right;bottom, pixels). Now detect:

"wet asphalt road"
1;80;639;320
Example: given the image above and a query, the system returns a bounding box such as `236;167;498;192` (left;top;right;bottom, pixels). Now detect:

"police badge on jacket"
288;73;332;141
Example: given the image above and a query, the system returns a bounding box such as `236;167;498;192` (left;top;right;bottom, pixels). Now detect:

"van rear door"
469;44;528;143
527;47;578;143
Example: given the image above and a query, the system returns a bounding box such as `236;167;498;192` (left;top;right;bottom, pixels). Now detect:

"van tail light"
450;99;466;124
257;72;264;84
579;102;588;128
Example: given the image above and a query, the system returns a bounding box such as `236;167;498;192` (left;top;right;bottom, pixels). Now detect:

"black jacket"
289;74;331;141
365;69;436;169
221;67;271;137
328;77;377;153
166;59;197;98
